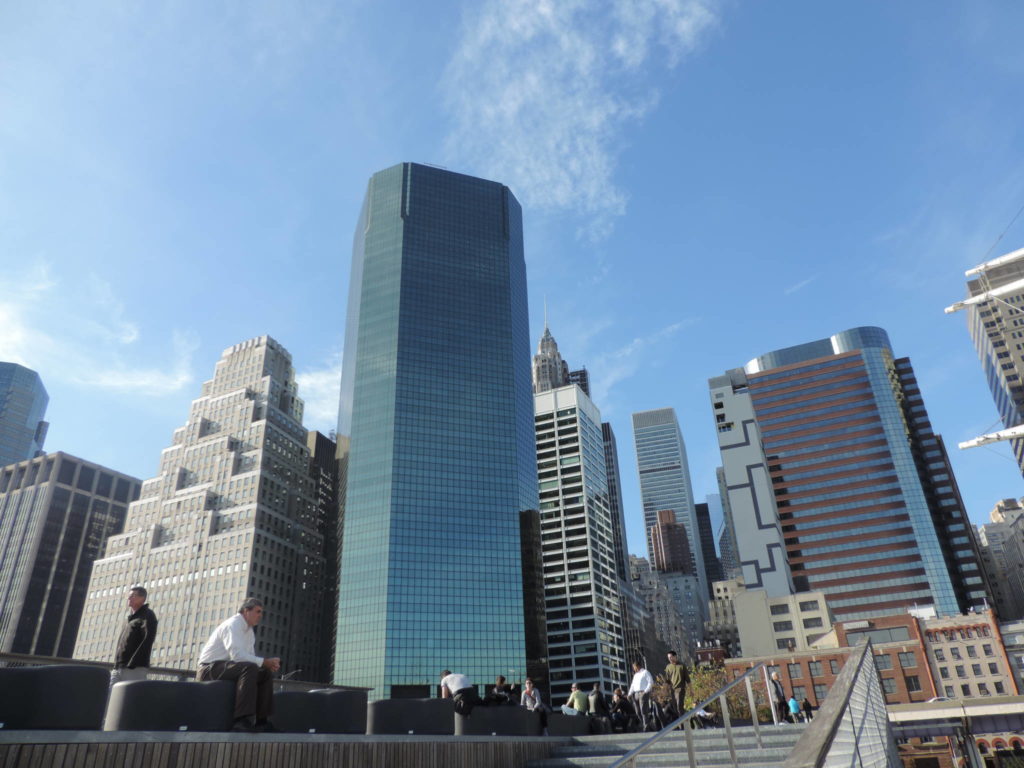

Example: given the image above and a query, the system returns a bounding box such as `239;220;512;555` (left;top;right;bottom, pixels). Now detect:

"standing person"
788;695;801;722
628;661;654;730
802;697;814;722
441;670;480;715
664;651;690;721
769;672;788;724
197;598;280;732
110;586;158;686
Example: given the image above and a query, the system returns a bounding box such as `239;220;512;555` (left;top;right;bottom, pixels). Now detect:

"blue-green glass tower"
334;163;537;698
0;363;49;469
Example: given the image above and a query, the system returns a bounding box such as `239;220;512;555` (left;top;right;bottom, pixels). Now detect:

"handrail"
610;661;769;768
782;638;899;768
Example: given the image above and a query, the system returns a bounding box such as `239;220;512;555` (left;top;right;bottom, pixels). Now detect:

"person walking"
628;661;654;730
770;672;789;724
664;651;690;722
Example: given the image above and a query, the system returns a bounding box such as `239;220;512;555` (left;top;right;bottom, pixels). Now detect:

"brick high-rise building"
649;509;694;574
710;327;990;621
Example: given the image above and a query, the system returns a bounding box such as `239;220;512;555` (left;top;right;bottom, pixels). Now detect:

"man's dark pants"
197;661;273;721
670;686;686;722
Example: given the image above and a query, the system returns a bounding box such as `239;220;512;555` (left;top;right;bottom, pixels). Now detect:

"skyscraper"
715;467;741;579
534;325;569;394
695;502;723;585
649;509;694;574
710;326;989;621
955;247;1024;474
0;363;49;468
334;164;537;698
632;408;706;602
0;452;139;656
76;337;330;680
602;422;630;583
536;383;626;698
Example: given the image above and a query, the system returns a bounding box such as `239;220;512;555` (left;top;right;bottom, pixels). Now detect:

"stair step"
544;753;790;765
528;722;808;768
531;758;788;768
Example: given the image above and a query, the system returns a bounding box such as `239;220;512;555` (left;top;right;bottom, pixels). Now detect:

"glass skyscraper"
334;163;537;698
0;363;49;468
632;408;707;603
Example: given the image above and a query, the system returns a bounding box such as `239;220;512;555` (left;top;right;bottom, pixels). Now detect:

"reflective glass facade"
631;408;706;603
0;363;49;469
334;164;537;697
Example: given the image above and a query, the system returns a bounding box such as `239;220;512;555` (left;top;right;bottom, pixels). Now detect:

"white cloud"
590;319;696;405
0;262;196;397
442;0;718;238
296;351;343;434
784;276;816;295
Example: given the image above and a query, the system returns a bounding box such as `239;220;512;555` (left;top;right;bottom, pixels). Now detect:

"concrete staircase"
529;723;808;768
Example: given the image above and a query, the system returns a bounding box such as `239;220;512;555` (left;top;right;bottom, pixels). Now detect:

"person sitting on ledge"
441;670;480;715
197;597;280;732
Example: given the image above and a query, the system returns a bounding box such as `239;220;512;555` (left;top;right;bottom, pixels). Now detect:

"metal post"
684;719;697;768
720;693;738;768
745;675;763;748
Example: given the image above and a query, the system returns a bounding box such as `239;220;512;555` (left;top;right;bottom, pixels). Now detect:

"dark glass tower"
334;164;537;697
0;363;49;468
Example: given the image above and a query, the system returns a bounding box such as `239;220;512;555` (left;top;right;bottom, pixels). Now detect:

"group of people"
770;672;815;724
109;586;280;732
109;585;733;737
437;651;691;734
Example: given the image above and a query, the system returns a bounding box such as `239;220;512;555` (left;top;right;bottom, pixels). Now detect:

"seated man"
197;597;280;732
609;688;636;732
563;682;588;715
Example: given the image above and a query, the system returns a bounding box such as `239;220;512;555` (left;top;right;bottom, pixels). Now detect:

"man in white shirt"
628;661;654;731
440;670;480;715
197;598;281;732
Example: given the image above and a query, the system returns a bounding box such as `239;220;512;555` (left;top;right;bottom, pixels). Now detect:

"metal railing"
782;639;900;768
610;661;769;768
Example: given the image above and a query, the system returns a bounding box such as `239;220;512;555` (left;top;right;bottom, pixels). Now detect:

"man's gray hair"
239;597;264;614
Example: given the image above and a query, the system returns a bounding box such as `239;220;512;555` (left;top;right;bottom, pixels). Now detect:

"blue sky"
3;1;1024;557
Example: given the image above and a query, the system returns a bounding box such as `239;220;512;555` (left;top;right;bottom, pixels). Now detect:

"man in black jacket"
110;586;158;686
